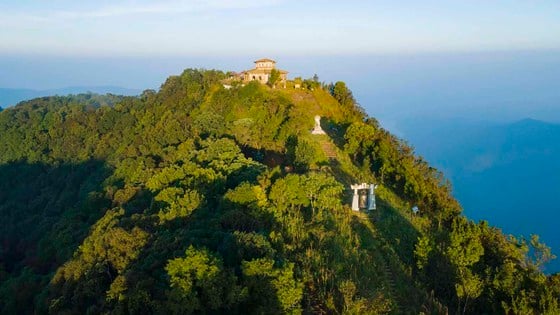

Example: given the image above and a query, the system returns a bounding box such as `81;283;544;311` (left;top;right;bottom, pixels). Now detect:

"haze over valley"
1;1;560;313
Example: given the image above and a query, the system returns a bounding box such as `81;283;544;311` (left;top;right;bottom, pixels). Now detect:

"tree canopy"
0;69;557;314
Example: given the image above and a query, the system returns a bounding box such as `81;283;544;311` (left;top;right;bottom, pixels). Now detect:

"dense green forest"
0;69;558;314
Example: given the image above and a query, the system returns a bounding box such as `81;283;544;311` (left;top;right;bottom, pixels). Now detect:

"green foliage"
414;235;432;270
267;69;281;87
344;120;461;222
301;75;321;91
294;138;320;170
166;246;242;314
447;218;484;269
0;68;557;315
156;188;201;222
241;258;303;314
329;81;354;107
528;234;557;270
435;218;484;314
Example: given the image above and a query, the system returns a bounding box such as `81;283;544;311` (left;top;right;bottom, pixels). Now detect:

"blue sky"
1;0;560;56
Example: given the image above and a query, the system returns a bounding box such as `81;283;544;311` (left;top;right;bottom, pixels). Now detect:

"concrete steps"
381;258;402;314
319;140;337;158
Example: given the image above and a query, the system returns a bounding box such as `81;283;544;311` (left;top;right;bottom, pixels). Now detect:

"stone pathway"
381;259;401;313
319;139;337;158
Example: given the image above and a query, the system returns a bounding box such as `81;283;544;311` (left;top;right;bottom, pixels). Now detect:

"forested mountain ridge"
0;69;558;314
0;86;142;108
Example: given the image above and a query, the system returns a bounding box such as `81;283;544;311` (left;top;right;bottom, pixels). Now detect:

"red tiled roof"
254;58;276;63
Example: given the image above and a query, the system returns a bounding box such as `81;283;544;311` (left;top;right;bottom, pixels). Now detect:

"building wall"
257;73;269;84
255;61;275;69
241;60;287;85
243;71;287;84
244;72;269;84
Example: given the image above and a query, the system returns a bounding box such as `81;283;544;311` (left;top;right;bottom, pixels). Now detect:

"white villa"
236;58;288;87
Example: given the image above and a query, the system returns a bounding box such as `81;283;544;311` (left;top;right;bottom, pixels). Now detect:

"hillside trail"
312;134;375;186
318;137;337;159
357;213;405;314
313;133;404;312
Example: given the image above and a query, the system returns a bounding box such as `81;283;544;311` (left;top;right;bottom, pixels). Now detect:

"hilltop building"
228;58;288;88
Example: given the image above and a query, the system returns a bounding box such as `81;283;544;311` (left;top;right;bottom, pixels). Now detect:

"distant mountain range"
400;117;560;272
0;86;142;108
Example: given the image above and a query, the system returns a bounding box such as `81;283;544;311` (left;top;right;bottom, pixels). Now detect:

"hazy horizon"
3;1;560;55
3;0;560;111
2;50;560;125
